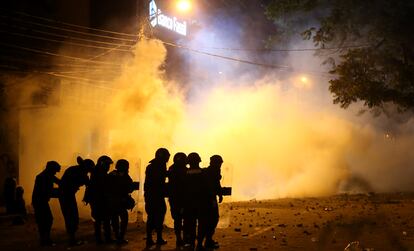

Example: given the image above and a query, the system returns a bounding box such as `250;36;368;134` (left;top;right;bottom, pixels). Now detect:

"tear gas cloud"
10;12;414;206
172;11;414;199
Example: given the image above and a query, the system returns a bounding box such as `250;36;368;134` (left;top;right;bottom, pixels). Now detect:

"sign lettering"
149;0;187;36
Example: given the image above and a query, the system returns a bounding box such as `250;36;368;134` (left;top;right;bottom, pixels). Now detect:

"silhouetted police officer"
32;161;61;246
144;148;170;246
3;177;16;214
12;186;27;225
83;155;113;244
107;159;135;245
59;157;94;246
203;155;224;249
167;152;188;247
183;152;208;251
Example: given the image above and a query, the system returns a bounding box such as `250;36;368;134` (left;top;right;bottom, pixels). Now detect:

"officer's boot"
175;230;184;247
196;239;205;251
68;233;77;246
146;228;155;247
103;219;114;243
94;221;103;244
156;230;167;245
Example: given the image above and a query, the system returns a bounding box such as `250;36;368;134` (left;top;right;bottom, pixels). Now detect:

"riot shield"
129;160;142;223
218;162;233;228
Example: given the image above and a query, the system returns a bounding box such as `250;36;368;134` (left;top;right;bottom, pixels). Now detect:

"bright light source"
176;0;191;12
293;75;312;89
300;76;308;83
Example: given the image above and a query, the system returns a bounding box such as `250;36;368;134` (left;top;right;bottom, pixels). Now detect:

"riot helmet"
46;161;61;174
115;159;129;173
82;159;95;173
155;148;170;163
173;152;187;165
187;152;201;166
210;155;223;169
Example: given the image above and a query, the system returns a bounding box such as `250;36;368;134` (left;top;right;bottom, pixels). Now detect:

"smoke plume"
8;12;414;209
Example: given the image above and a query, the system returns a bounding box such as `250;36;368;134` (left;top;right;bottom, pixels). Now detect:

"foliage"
265;0;414;111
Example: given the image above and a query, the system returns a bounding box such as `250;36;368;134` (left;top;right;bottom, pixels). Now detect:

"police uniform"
107;166;134;243
144;158;168;244
59;164;90;244
167;153;187;246
32;162;60;246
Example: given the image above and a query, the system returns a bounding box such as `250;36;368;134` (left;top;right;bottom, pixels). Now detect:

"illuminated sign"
149;0;187;36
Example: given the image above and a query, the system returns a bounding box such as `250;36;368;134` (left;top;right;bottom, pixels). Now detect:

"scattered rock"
344;241;362;251
234;228;241;232
277;224;287;227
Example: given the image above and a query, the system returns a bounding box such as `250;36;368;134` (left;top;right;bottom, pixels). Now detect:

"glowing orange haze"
16;39;414;210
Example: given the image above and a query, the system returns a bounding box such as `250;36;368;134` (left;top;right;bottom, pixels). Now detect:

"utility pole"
137;0;151;40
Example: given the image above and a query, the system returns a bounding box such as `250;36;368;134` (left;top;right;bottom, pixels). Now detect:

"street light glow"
300;76;308;83
176;0;191;12
293;75;312;89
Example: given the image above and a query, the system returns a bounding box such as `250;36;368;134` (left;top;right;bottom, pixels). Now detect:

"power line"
0;42;122;66
0;36;331;77
87;44;127;60
0;64;118;90
0;55;121;70
0;20;135;48
0;20;133;48
160;40;332;76
0;10;334;76
0;29;133;52
3;8;138;38
0;11;371;53
46;72;114;86
195;44;372;52
0;30;331;77
162;41;291;69
0;14;137;42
